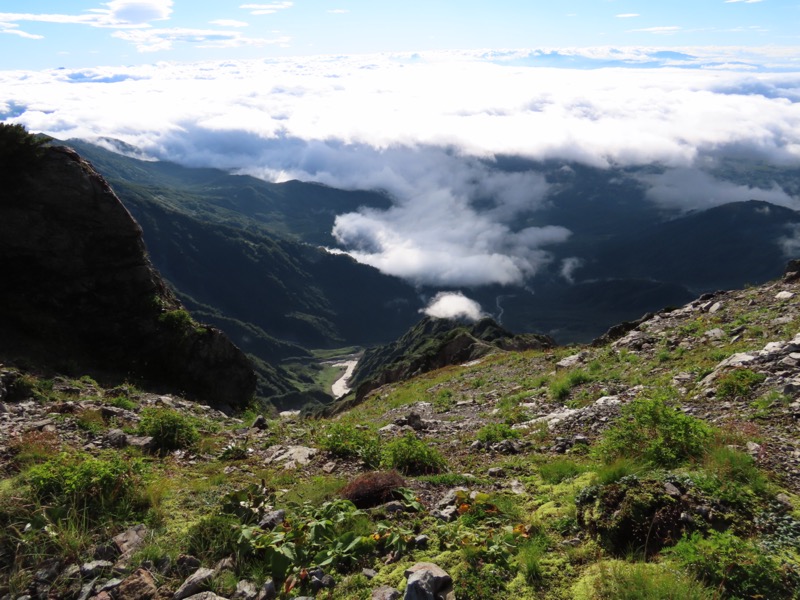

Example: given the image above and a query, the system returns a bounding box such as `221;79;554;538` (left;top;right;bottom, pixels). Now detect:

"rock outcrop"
0;142;255;409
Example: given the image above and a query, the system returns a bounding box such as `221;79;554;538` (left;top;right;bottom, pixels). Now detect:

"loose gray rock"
372;586;401;600
113;523;148;560
403;563;453;600
231;580;258;600
80;561;113;579
173;567;215;600
256;579;276;600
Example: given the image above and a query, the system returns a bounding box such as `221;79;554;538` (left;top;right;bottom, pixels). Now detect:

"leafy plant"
694;445;768;506
318;422;381;468
549;369;592;401
668;530;794;599
576;560;713;600
137;407;200;453
539;459;585;484
26;453;144;516
186;514;244;563
381;433;446;475
596;392;712;468
476;423;520;444
716;368;766;399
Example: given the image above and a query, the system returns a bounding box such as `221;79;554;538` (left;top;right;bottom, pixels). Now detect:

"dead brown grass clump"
340;470;406;508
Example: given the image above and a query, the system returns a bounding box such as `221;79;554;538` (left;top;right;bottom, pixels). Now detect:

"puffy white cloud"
421;292;485;322
2;48;800;287
102;0;173;24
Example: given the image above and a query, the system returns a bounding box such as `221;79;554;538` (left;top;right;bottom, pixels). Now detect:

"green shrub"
186;514;244;563
694;445;768;506
593;458;644;485
138;407;200;453
596;393;712;468
381;433;446;475
549;369;592;401
575;560;713;600
668;530;793;599
26;453;144;516
476;423;521;444
319;422;381;468
517;535;548;586
539;459;585;484
716;368;766;399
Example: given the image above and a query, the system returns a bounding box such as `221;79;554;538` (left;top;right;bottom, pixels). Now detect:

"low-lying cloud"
421;292;485;322
2;48;800;287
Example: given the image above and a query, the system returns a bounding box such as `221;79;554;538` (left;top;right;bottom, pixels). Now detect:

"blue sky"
0;0;798;70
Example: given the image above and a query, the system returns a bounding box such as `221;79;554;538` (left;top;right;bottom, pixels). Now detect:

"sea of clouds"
3;47;800;300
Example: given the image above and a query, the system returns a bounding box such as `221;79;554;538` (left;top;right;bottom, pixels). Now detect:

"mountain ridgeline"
0;130;255;410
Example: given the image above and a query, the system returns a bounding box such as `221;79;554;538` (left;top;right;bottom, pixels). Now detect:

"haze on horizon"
2;0;800;290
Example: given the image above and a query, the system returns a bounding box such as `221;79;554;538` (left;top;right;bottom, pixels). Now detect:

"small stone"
116;568;157;600
114;524;148;561
372;586;401;600
709;302;723;313
573;434;589;445
383;501;406;514
361;568;377;580
258;510;285;530
664;482;682;497
322;461;337;474
487;467;505;477
435;506;459;522
175;555;202;576
230;580;258;600
775;291;795;300
173;567;214;600
257;579;276;600
251;414;268;430
80;560;113;579
414;535;430;550
746;441;762;456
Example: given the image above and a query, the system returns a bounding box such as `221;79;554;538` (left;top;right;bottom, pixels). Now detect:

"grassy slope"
2;273;800;599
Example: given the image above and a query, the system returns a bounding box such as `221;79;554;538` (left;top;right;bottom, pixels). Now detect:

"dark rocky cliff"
0;140;256;410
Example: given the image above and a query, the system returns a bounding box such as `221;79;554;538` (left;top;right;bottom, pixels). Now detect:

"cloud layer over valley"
3;48;800;287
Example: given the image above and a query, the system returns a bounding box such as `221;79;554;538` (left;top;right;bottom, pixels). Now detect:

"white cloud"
112;27;289;52
640;168;799;211
240;2;293;15
421;292;485;322
209;19;249;28
3;49;800;287
101;0;173;24
0;1;173;30
0;22;43;39
631;26;681;34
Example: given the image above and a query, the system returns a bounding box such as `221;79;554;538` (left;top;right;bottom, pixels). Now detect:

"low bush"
476;423;520;444
318;422;381;468
186;514;244;563
574;560;713;600
137;407;200;453
596;393;712;468
668;530;794;599
539;459;585;484
26;453;144;517
716;368;766;399
549;369;592;402
381;433;446;475
694;445;768;506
